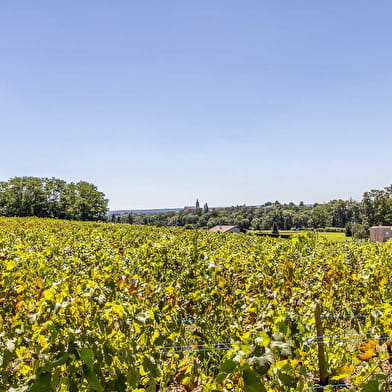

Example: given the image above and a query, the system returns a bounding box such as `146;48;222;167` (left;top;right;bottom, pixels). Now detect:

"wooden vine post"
315;303;327;385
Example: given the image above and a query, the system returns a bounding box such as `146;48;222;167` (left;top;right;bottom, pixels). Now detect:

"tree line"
112;185;392;239
2;177;391;237
0;177;108;221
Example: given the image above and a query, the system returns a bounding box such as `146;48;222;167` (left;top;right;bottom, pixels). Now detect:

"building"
369;226;392;243
209;225;241;233
184;199;200;211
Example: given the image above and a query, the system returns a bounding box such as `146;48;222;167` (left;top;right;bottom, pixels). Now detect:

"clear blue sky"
1;1;392;210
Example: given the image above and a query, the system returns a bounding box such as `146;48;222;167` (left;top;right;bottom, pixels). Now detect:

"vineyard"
1;217;392;392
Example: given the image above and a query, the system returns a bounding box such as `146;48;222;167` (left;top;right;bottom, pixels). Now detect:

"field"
316;232;350;241
0;218;392;392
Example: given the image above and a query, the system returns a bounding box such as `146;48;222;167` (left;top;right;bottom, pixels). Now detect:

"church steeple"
196;199;200;209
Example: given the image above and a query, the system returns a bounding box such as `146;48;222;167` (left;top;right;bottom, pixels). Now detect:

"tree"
127;213;133;224
251;217;262;230
45;178;67;218
235;215;250;230
362;186;392;226
203;203;209;213
352;223;369;239
345;223;352;237
61;181;108;221
282;210;295;230
0;177;47;217
0;177;108;221
311;205;331;228
271;222;279;235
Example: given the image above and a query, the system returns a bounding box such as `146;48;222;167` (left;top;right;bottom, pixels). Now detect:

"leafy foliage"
0;218;391;391
0;177;108;221
115;199;364;233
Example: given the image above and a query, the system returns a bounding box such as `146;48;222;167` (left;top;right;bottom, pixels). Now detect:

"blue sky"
1;1;391;210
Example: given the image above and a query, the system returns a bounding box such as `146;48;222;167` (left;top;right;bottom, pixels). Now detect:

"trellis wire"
303;383;351;390
158;334;389;353
161;310;390;390
182;312;380;323
315;336;388;344
304;382;392;391
320;314;368;318
304;332;383;340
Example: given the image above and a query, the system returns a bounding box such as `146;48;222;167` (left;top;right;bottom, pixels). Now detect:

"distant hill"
108;208;182;215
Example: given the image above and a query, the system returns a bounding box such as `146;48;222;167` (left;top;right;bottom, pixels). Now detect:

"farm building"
369;226;392;243
209;225;241;233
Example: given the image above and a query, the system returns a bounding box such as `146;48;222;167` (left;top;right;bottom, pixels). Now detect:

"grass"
317;231;351;241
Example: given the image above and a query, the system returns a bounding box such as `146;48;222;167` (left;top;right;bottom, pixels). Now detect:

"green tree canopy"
0;177;108;221
362;185;392;226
